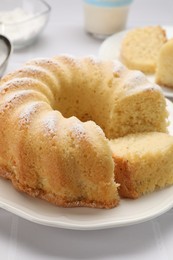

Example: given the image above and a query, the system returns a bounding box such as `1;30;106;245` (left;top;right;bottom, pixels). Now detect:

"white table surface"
2;0;173;259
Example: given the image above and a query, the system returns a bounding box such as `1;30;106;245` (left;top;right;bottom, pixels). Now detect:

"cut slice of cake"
109;132;173;199
120;26;167;73
155;39;173;88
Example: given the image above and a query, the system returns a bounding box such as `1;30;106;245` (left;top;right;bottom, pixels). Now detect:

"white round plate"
99;26;173;98
0;99;173;230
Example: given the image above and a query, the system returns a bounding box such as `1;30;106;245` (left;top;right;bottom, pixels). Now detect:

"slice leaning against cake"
156;39;173;88
109;132;173;199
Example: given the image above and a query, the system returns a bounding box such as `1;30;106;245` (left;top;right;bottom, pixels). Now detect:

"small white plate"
99;26;173;98
0;100;173;230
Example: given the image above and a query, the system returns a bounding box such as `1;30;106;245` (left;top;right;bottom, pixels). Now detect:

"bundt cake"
109;132;173;199
156;39;173;88
0;55;168;208
120;26;167;73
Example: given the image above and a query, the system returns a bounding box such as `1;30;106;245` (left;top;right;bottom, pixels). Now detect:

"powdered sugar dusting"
123;70;162;94
113;60;126;75
87;55;99;63
26;58;50;65
4;90;31;102
95;124;105;136
42;113;58;134
58;54;75;60
1;77;43;91
125;70;147;86
70;122;86;140
23;65;44;74
19;102;41;123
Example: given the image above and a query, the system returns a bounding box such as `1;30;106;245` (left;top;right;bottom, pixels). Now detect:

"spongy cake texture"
0;55;168;208
110;132;173;199
120;26;167;73
156;39;173;88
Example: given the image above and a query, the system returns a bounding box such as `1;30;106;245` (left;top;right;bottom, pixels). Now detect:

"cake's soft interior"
156;39;173;88
120;26;167;73
110;132;173;197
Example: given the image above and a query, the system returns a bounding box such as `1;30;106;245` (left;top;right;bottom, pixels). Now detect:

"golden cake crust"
0;167;118;209
0;55;168;208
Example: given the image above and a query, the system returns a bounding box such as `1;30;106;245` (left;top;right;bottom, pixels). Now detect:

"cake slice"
120;26;167;73
109;132;173;199
155;39;173;88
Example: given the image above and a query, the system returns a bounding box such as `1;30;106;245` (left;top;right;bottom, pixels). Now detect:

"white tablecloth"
1;0;173;259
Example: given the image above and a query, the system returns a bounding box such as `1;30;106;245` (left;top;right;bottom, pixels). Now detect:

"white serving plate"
99;26;173;98
0;100;173;230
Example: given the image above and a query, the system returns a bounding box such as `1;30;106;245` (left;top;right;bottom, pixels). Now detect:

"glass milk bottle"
83;0;133;39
